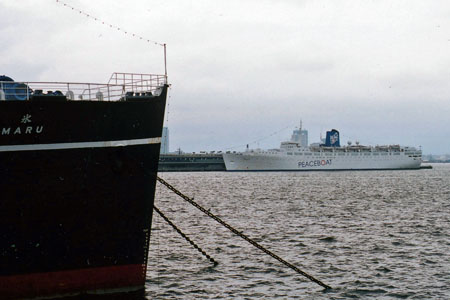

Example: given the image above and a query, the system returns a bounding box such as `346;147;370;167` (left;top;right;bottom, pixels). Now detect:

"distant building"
290;121;308;146
160;127;169;154
422;154;450;163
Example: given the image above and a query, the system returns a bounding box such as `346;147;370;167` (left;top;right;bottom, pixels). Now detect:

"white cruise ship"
223;126;422;171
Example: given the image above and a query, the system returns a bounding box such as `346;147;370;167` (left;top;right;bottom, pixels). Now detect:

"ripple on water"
142;164;450;299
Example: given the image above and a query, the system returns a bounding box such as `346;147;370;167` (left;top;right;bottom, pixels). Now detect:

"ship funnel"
325;129;340;147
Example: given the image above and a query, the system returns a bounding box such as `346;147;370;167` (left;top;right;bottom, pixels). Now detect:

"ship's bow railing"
108;72;167;91
0;73;167;101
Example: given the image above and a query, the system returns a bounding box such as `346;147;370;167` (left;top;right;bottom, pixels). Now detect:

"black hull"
0;87;167;299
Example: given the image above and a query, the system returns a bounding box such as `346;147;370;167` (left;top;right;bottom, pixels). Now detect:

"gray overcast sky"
1;0;449;154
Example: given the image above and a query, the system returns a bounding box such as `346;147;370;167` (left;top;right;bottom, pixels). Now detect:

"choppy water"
146;164;450;299
61;164;450;300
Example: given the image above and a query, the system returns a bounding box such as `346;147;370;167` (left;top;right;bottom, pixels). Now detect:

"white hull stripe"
0;137;162;152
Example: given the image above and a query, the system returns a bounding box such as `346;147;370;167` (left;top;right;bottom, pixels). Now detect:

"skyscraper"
290;121;308;147
160;127;169;154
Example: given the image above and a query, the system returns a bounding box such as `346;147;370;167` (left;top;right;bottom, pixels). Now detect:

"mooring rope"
154;205;218;266
156;176;332;290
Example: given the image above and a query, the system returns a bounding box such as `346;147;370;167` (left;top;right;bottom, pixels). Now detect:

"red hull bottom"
0;264;145;299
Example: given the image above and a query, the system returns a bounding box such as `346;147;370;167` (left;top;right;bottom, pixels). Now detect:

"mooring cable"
154;205;218;266
156;176;332;290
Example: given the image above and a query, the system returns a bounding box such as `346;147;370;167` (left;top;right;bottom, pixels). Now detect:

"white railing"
0;73;167;101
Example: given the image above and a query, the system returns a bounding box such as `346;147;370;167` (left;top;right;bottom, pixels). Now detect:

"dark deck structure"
158;153;226;171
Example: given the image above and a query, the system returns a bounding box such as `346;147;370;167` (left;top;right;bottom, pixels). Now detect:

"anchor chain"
157;176;332;290
154;205;218;266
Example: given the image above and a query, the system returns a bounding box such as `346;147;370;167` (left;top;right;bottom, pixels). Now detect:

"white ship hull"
224;126;422;171
223;150;422;171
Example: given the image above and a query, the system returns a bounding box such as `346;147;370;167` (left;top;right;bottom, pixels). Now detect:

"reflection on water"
58;164;450;299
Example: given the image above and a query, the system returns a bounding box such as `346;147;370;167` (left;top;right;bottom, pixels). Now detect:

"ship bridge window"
305;153;312;156
287;152;293;155
294;152;302;155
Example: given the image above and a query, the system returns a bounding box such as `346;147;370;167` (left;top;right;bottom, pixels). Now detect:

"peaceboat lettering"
298;159;332;168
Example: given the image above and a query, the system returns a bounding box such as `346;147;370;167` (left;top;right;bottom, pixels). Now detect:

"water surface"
146;164;450;299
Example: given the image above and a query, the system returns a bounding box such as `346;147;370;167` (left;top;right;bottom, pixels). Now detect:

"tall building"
290;121;308;147
160;127;169;154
